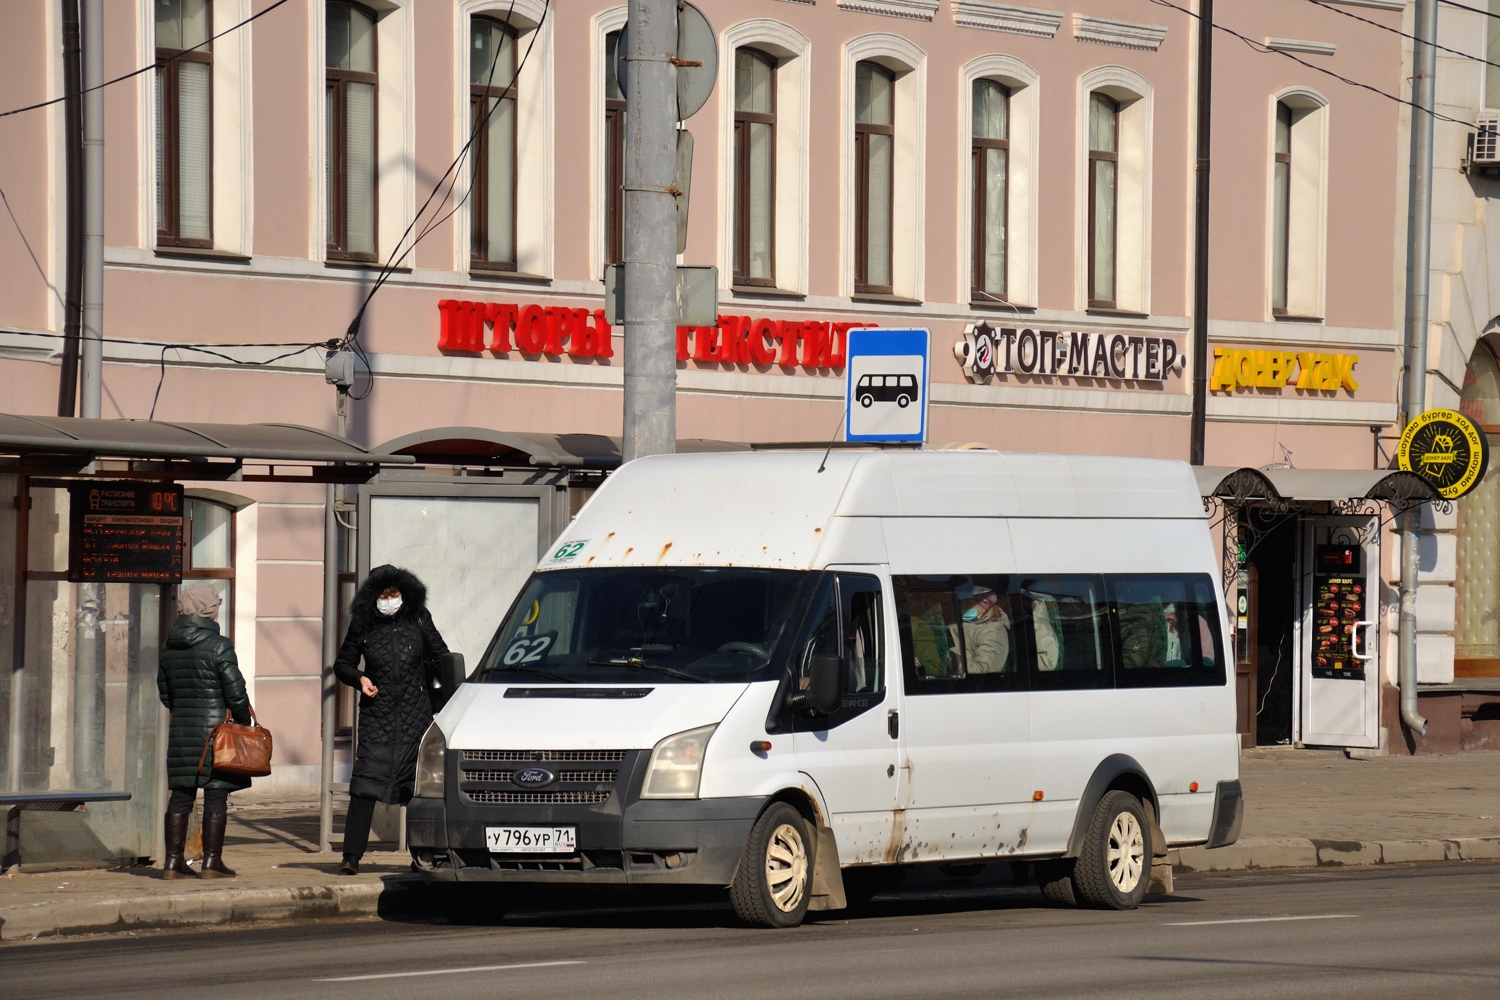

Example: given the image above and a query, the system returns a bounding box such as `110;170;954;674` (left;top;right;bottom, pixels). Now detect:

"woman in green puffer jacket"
156;583;252;879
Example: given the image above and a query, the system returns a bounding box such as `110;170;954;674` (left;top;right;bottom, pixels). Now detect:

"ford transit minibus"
408;449;1243;927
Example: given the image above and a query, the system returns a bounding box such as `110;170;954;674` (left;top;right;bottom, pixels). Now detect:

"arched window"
182;498;236;630
1455;340;1500;677
1268;93;1329;320
972;79;1010;301
326;2;378;261
471;17;517;269
604;29;626;268
734;47;778;286
1271;102;1292;314
1087;91;1119;308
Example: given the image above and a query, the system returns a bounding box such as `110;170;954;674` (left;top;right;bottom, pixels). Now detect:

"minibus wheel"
1071;790;1151;910
729;802;812;928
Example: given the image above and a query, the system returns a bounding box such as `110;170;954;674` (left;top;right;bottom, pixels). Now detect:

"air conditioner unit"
1467;112;1500;172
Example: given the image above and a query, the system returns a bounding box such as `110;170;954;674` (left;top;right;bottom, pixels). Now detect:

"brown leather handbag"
198;706;274;778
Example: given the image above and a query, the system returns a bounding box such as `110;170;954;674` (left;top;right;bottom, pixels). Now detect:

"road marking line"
313;960;585;982
1164;914;1359;927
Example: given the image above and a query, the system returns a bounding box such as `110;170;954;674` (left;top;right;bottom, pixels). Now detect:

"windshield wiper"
617;660;709;683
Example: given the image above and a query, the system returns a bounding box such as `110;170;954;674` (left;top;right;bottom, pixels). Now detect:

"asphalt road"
6;863;1500;999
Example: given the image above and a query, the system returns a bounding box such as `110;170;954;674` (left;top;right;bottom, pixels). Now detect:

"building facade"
0;0;1432;819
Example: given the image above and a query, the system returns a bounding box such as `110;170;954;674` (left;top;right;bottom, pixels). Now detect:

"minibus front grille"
461;749;628;763
461;768;617;784
463;789;612;805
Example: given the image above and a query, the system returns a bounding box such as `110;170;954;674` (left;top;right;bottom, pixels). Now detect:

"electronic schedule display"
67;482;184;584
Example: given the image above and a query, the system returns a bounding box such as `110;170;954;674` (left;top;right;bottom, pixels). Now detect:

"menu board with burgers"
1313;545;1365;681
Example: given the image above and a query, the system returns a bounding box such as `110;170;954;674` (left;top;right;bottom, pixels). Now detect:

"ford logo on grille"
513;767;557;788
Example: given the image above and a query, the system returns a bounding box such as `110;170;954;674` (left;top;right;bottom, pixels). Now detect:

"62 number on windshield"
502;633;554;665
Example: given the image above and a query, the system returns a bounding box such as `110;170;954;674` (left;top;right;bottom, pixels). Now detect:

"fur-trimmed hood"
348;564;429;636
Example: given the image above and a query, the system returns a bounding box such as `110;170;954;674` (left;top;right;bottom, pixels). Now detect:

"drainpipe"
1398;0;1437;737
1188;0;1213;466
78;0;104;419
56;0;83;418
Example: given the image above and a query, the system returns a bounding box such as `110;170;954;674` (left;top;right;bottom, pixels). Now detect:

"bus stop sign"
845;327;930;444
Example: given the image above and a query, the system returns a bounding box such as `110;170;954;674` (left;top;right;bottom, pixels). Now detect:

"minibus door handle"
887;709;899;739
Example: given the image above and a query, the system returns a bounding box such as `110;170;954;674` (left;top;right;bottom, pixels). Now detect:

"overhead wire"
1146;0;1477;129
0;0;294;120
339;0;547;401
1305;0;1500;73
0;329;333;420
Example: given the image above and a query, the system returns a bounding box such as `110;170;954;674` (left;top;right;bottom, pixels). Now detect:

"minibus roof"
542;449;1203;572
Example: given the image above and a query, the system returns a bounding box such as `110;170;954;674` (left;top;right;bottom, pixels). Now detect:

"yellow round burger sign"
1397;408;1490;500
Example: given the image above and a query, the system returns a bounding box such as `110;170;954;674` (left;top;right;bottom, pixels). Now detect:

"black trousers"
168;787;228;815
342;794;378;860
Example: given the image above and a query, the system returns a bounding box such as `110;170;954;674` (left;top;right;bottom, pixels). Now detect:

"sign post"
844;327;930;445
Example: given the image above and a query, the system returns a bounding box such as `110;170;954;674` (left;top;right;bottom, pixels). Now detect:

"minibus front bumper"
407;770;766;887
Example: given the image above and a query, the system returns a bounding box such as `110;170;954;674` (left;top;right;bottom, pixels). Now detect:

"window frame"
470;15;519;272
854;61;896;296
971;78;1010;303
604;29;626;269
1271;101;1292;317
788;572;888;731
155;4;214;250
733;46;779;288
325;1;380;264
180;498;236;643
1087;92;1120;310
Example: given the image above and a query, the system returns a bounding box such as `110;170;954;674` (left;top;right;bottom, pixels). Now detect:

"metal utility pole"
1397;0;1438;737
319;388;349;853
79;0;104;419
57;0;83;418
621;0;679;463
1188;0;1213;466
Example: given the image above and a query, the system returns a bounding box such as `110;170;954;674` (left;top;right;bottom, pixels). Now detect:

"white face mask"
376;596;403;617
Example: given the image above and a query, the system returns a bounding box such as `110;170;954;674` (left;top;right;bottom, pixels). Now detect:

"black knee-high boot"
162;812;195;879
200;810;236;878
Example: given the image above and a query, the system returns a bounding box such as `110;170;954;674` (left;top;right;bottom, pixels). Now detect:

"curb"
5;839;1499;940
1170;835;1500;874
0;877;431;942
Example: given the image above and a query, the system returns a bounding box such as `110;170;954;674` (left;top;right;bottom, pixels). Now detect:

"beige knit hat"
178;583;222;619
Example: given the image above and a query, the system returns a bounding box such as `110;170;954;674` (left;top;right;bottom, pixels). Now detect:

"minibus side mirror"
791;654;842;716
433;652;467;709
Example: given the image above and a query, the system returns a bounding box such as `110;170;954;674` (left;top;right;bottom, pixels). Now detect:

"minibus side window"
793;573;886;729
895;575;1028;695
1021;575;1114;691
1109;573;1226;688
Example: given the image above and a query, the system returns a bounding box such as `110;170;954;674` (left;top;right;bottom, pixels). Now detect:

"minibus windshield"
478;568;809;684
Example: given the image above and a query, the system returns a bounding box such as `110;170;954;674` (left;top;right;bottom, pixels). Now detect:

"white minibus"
409;449;1243;927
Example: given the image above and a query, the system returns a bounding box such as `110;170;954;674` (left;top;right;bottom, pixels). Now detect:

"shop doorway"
1242;510;1297;746
1297;516;1381;749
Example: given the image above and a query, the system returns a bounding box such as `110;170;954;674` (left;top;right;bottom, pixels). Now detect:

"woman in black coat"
333;564;449;874
157;583;252;879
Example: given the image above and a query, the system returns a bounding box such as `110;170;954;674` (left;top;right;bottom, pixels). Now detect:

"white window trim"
1076;65;1153;313
1268;87;1330;321
842;33;927;300
717;19;812;296
137;0;255;255
959;55;1040;307
452;0;554;278
309;0;416;264
590;6;628;281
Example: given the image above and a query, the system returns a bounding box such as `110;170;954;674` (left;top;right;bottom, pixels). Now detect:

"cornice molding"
1072;13;1168;52
952;1;1064;38
1266;37;1337;56
837;0;940;21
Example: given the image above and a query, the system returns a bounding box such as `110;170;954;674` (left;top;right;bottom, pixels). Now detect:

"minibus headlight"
414;724;447;798
641;724;718;799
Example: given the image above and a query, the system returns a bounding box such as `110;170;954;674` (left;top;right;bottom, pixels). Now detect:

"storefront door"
1297;516;1381;749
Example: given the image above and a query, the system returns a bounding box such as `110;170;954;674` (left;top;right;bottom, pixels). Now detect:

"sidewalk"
3;750;1498;941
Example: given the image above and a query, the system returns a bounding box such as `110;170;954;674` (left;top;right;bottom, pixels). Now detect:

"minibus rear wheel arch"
1064;755;1159;860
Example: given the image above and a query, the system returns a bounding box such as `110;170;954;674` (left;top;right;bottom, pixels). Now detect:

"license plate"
485;825;577;853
